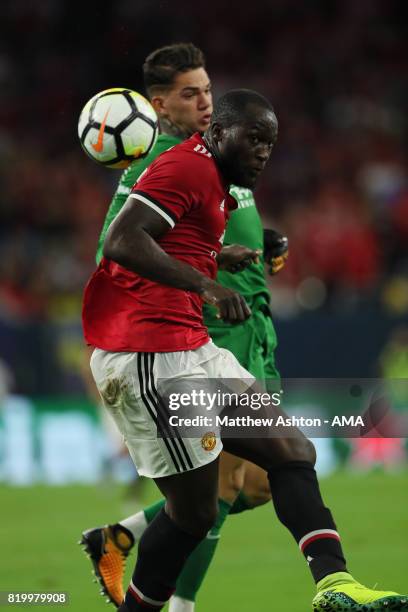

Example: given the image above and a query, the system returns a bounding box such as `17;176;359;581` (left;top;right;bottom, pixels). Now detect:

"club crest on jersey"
201;432;217;451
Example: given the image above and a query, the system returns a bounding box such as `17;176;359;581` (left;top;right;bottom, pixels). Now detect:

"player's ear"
210;122;223;144
150;95;167;118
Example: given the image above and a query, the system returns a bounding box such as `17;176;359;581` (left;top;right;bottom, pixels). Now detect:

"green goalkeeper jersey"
96;134;180;264
96;133;271;318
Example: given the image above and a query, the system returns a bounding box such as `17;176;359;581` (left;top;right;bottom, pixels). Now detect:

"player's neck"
202;134;218;161
160;118;191;140
203;134;231;186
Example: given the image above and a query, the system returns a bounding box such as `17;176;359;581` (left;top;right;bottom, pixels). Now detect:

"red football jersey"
82;133;237;352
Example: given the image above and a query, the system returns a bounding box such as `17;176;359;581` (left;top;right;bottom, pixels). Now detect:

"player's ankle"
107;523;135;551
168;595;195;612
317;571;354;591
118;511;148;541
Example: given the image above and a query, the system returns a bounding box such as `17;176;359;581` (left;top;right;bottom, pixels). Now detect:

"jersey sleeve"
130;155;197;228
95;137;181;264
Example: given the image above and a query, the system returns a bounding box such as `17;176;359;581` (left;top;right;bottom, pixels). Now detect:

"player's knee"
241;465;271;508
274;436;316;466
243;482;271;508
219;463;245;504
290;437;316;465
304;438;317;465
218;452;245;504
232;461;246;490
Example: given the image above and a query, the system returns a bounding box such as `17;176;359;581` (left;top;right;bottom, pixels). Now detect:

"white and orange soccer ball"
78;88;158;168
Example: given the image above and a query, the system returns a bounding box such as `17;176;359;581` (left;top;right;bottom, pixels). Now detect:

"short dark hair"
211;89;275;128
143;43;206;96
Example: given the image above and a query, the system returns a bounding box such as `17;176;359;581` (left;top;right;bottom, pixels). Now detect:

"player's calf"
267;460;347;582
218;451;246;504
224;433;346;583
118;508;208;611
119;459;219;611
240;461;271;508
118;506;209;612
165;495;218;539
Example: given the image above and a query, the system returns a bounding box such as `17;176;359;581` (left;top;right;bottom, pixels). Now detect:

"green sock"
143;498;166;523
228;491;252;515
175;498;232;602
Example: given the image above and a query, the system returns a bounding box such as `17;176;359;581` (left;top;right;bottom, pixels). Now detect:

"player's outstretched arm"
103;196;251;323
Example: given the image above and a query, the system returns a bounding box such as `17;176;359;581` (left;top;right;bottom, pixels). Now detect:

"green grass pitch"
0;471;407;611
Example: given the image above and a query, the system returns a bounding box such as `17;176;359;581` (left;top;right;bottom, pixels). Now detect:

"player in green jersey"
81;43;405;612
83;42;286;611
95;134;180;266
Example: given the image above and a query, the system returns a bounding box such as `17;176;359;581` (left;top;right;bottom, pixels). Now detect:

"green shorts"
206;307;280;388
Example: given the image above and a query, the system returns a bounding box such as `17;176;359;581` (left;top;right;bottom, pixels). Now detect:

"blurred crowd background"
0;0;407;407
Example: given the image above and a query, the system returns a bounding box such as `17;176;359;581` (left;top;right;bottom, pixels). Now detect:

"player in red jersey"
83;90;408;612
83;130;245;353
80;43;285;612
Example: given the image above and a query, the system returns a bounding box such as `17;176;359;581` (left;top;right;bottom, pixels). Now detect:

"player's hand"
263;229;289;275
200;279;251;323
217;244;262;273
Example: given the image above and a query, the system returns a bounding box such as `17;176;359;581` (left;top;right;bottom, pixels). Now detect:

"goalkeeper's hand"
263;229;289;275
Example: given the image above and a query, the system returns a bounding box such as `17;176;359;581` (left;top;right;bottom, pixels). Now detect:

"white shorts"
90;341;254;478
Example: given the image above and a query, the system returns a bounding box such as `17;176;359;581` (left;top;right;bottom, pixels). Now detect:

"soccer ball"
78;88;158;168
